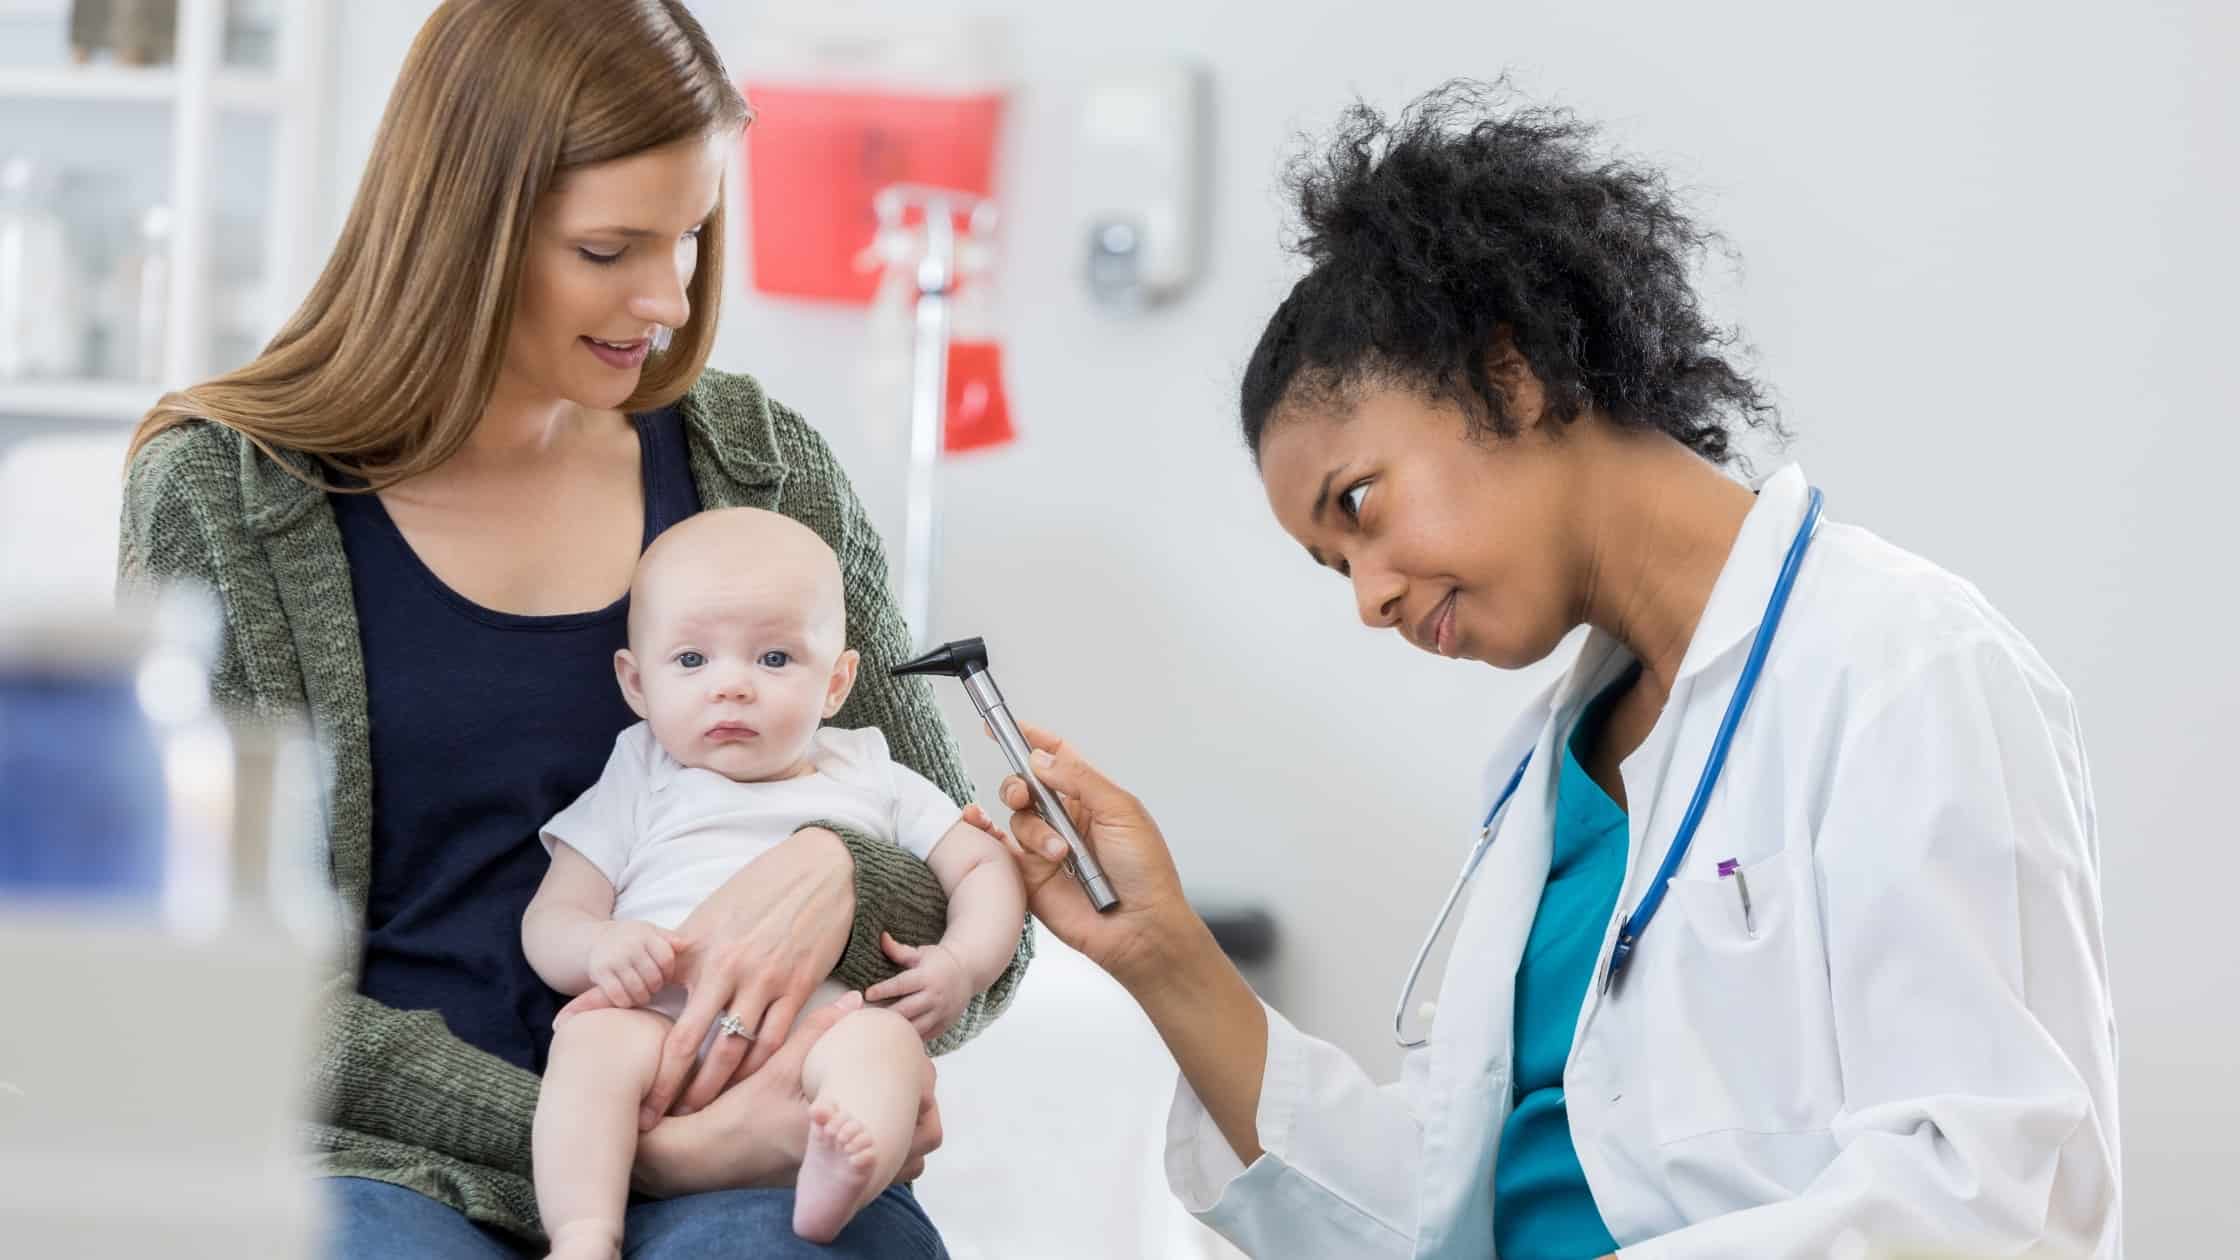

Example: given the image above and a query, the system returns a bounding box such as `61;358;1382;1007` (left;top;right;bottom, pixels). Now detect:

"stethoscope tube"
1393;754;1532;1049
1392;487;1825;1049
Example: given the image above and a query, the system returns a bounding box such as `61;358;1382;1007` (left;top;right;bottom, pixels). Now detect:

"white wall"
326;2;2236;1251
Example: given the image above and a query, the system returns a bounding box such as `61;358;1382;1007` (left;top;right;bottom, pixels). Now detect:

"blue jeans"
323;1176;948;1259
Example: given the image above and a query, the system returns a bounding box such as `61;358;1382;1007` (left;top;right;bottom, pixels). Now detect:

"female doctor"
994;83;2121;1259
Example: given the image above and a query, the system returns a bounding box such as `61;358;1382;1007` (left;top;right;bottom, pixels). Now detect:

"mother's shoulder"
126;417;335;535
681;367;844;480
126;417;244;493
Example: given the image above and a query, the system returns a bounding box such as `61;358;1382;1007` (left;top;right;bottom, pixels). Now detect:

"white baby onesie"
541;721;965;1025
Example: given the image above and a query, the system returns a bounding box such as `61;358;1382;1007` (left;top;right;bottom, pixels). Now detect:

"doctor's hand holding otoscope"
895;638;1303;1208
991;721;1279;1172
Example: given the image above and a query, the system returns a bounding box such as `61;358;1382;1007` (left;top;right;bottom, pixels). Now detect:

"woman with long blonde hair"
120;3;1018;1255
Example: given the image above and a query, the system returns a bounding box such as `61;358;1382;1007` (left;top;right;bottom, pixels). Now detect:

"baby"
522;508;1025;1257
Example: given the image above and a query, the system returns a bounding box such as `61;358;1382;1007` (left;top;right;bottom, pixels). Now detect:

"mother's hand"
621;824;853;1128
631;992;946;1197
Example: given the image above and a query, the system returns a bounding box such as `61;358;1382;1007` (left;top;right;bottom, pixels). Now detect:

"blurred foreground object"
1;566;338;1253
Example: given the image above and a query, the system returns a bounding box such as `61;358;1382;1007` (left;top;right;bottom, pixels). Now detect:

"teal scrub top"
1490;669;1634;1259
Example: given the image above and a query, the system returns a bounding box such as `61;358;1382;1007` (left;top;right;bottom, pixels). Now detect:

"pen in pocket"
1716;858;1756;938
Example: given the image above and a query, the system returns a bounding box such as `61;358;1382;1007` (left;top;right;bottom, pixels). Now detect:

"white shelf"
0;65;290;110
2;0;332;397
0;65;175;102
0;379;160;421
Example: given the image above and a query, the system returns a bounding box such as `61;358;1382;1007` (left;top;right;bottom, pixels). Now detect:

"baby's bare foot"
793;1101;882;1243
544;1218;621;1260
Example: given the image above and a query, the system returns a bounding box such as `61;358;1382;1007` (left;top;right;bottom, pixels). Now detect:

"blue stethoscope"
1393;487;1825;1049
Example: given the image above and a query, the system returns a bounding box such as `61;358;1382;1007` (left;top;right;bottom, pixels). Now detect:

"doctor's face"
1258;382;1591;670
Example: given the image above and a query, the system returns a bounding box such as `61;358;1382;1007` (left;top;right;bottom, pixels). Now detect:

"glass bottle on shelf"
0;156;88;381
130;205;171;382
91;202;170;383
223;0;282;71
69;0;179;67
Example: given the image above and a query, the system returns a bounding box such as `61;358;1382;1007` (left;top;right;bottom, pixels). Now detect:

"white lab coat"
1165;465;2121;1258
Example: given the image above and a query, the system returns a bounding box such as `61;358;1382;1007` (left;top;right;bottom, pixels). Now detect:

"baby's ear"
615;649;649;719
824;648;860;719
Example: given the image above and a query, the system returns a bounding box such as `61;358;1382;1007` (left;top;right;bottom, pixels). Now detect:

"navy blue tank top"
332;407;701;1074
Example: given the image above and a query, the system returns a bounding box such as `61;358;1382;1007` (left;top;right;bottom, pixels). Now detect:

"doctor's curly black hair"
1240;79;1779;465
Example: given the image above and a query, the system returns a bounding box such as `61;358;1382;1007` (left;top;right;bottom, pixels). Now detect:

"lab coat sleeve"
1624;633;2121;1259
1165;1002;1426;1258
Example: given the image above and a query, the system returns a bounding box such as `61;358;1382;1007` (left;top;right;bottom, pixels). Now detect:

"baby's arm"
864;819;1026;1039
923;821;1027;986
524;841;680;1006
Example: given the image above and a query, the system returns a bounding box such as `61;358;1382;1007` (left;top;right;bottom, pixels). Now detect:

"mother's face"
1258;383;1590;671
506;132;729;411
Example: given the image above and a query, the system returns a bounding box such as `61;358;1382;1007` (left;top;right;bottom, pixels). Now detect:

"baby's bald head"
629;508;846;655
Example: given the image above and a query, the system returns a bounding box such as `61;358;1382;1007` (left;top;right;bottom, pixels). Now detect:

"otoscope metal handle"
963;673;1120;912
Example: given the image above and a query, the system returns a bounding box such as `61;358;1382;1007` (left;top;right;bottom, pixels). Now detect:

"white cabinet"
0;0;332;426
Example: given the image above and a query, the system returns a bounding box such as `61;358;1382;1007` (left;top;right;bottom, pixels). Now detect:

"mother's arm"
119;431;541;1177
769;399;1033;1054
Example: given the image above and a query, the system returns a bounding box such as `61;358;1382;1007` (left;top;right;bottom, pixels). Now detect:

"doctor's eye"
1340;480;1371;520
760;650;792;669
674;651;706;669
578;247;624;266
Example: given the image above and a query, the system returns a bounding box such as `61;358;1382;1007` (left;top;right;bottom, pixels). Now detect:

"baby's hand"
586;920;682;1009
959;803;1011;849
864;933;972;1041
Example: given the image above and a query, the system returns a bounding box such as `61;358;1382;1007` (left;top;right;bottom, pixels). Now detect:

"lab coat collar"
1674;462;1812;684
1535;463;1812;739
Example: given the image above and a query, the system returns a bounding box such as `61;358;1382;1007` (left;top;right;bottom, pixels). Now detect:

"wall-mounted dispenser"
1072;62;1209;310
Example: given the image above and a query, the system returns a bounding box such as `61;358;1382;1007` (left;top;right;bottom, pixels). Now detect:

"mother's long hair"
127;0;749;488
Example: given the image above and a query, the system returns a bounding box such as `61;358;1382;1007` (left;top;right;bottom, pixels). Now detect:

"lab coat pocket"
1666;848;1792;947
1643;847;1838;1144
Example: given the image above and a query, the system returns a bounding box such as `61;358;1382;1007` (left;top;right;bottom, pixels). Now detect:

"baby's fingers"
864;966;927;1005
597;973;643;1008
960;804;1012;845
892;993;940;1039
879;932;920;967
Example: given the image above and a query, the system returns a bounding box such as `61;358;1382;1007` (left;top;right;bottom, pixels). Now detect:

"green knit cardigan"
115;369;1030;1240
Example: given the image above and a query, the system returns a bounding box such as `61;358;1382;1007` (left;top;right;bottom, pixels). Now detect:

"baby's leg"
533;1006;671;1260
792;1006;926;1244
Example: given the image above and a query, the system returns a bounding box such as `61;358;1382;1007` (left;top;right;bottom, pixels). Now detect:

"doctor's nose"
1353;567;1406;631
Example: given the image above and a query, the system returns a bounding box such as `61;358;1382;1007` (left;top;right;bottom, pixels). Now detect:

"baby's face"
622;539;855;782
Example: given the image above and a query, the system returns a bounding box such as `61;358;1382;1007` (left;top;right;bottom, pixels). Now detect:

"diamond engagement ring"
715;1012;756;1042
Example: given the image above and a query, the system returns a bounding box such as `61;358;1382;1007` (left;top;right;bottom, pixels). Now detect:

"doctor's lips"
1415;591;1460;657
704;721;758;742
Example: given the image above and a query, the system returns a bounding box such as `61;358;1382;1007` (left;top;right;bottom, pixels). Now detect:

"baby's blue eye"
676;651;706;669
760;650;792;668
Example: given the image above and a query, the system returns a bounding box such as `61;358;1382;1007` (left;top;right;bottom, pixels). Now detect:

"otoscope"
891;637;1120;913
